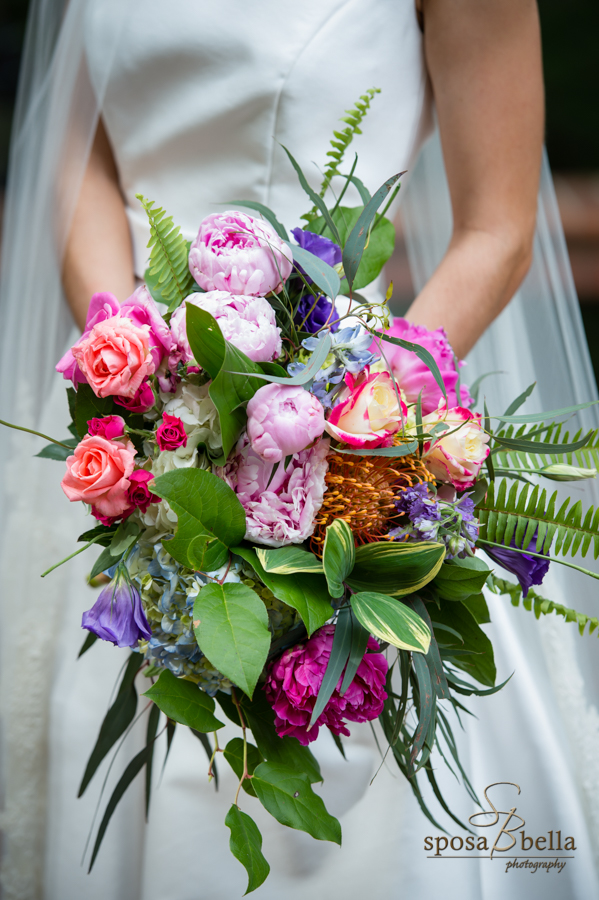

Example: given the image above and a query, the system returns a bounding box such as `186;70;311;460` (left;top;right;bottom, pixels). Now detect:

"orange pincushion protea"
310;450;435;555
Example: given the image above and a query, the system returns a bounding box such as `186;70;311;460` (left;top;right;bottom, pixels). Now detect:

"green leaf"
406;596;449;700
74;384;115;438
223;738;263;797
411;652;435;764
78;631;98;657
110;518;141;557
287;243;340;299
281;145;342;244
339;609;371;696
342;176;401;292
152;468;246;569
309;607;352;727
350;591;431;653
433;600;496;687
462;593;491;624
432;556;491;601
35;438;78;460
252;762;341;844
143;669;224;731
373;330;448;407
78;525;117;547
311;206;395;291
347;541;446;597
210;343;270;462
137;194;195;313
502;382;537;417
493;430;593;455
79;653;143;796
193;583;271;698
89;546;123;580
225;806;270;895
255;546;324;575
322;519;355;598
233;546;332;636
144;703;161;818
185;303;226;378
234;330;332;388
225;200;288;240
237;691;322;784
494;400;598;424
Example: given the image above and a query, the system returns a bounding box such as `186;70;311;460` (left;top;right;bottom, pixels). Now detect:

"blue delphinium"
390;483;479;559
82;567;152;648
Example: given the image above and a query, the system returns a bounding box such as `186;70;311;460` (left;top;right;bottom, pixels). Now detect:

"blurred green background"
1;1;598;373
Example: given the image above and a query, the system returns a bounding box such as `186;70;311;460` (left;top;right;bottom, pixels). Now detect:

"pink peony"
370;319;472;415
324;369;407;449
264;624;388;745
216;434;329;547
156;414;188;451
189;210;293;296
170;292;282;364
126;469;160;513
114;381;156;414
87;415;126;440
247;384;325;464
61;434;136;517
422;401;490;489
72;316;155;399
57;289;173;386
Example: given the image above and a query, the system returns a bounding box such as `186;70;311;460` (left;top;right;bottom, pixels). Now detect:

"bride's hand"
62;118;135;331
407;0;544;358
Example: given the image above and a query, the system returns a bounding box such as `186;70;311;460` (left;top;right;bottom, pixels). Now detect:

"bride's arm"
62;118;135;331
408;0;544;358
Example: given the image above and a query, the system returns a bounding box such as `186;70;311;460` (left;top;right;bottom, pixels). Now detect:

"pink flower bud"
87;415;126;440
114;381;156;414
247;384;325;464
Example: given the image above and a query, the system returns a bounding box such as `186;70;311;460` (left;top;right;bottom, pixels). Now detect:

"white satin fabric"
1;1;598;898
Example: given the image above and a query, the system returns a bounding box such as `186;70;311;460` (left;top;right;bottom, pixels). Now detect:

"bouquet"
5;92;599;892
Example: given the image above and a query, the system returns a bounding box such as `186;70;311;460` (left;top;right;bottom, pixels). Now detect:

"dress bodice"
86;0;431;277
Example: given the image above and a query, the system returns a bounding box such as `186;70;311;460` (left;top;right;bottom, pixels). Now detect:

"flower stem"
231;688;250;807
0;418;74;450
207;730;221;781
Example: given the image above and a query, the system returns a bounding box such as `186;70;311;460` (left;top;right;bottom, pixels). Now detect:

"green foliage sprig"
493;421;599;470
491;577;599;637
302;88;380;222
136;194;195;313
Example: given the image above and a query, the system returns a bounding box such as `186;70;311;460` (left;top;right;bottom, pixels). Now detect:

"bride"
1;0;598;898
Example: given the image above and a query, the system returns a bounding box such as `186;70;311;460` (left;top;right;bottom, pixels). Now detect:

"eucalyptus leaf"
493;400;599;424
347;541;446;597
143;670;224;732
335;441;418;458
310;206;395;291
350;591;431;653
252;762;342;844
193;582;271;698
230;330;332;388
225;805;270;895
322;519;355;598
502;382;536;417
287;243;341;299
342;173;401;292
280;145;341;245
225;199;289;240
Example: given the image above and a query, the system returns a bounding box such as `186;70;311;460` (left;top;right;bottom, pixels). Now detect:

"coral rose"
370;318;472;415
247;384;325;463
72;316;155;399
324;369;407;449
422;402;490;489
61;434;136;517
170;292;282;363
189;210;293;295
264;624;388;745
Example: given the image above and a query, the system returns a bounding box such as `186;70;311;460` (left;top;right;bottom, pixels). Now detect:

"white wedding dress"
1;2;599;898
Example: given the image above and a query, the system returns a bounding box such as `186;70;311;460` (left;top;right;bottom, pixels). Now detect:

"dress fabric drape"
1;1;598;898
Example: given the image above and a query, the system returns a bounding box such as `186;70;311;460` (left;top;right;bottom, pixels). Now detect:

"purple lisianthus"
291;227;342;272
484;532;550;597
82;570;151;648
294;293;340;333
264;624;388;746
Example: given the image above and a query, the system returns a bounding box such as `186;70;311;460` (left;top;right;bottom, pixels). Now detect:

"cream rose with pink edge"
324;369;407;449
422;402;490;489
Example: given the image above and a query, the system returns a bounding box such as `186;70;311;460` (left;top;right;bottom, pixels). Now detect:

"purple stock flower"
391;484;479;559
484;533;550;597
294;293;340;333
291;227;342;271
82;570;151;648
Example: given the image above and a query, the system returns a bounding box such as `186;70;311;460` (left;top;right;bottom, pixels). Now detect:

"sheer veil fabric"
1;1;598;898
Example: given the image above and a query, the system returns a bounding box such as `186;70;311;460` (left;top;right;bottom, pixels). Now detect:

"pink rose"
247;384;325;464
72;316;155;399
56;289;172;386
87;415;126;440
114;381;156;414
217;434;330;547
61;434;136;517
126;470;160;513
370;319;472;415
422;402;490;489
170;292;282;363
264;625;388;746
189;210;293;296
324;369;407;449
156;414;188;451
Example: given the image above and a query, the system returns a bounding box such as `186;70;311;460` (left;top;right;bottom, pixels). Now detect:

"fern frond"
476;477;599;560
302;88;380;222
493;421;599;470
491;577;599;637
136;194;195;313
